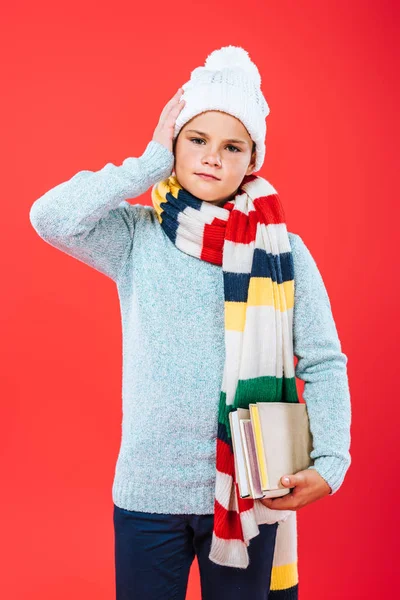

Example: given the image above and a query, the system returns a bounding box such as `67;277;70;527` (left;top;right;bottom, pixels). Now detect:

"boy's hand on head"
260;469;332;512
152;88;186;154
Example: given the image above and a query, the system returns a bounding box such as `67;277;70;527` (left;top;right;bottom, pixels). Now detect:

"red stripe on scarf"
225;208;258;244
216;437;234;476
202;216;228;265
254;194;286;224
213;498;244;539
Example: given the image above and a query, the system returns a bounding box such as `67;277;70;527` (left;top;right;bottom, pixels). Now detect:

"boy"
29;46;351;599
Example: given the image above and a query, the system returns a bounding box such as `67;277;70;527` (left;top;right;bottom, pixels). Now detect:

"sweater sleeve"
29;140;175;282
289;232;352;495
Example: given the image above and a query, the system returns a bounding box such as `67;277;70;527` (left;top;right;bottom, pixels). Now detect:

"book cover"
255;402;314;493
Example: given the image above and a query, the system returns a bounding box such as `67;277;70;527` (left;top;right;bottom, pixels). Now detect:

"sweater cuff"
307;455;351;495
138;140;175;187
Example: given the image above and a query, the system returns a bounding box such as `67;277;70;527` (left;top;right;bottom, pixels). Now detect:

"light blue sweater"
29;140;352;514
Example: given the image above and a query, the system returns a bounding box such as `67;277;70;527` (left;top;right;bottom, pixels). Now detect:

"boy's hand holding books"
229;402;332;510
260;468;332;512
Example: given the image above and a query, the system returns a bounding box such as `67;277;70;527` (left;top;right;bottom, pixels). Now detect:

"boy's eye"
190;137;204;145
189;138;241;153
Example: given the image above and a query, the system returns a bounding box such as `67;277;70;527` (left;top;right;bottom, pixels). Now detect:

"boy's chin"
176;175;231;205
190;188;224;204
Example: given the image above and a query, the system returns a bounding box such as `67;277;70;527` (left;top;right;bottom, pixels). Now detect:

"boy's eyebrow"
185;129;248;145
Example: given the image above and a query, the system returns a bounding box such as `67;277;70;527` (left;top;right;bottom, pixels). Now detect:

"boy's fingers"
162;100;185;130
166;88;184;107
168;95;185;113
159;93;184;123
165;103;184;123
262;499;296;511
170;99;186;112
261;492;298;511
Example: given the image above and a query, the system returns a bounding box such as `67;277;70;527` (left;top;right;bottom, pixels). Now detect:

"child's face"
173;111;256;207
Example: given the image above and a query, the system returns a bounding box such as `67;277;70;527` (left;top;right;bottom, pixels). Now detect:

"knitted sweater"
29;140;352;515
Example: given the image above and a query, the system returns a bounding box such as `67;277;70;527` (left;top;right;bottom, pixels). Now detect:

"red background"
1;1;398;598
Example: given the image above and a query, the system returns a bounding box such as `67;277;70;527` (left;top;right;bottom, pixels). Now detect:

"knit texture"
29;139;352;596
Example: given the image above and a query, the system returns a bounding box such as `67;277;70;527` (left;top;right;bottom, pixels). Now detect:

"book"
240;418;264;499
229;402;314;499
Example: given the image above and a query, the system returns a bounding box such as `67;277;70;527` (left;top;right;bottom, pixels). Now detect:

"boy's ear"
246;151;257;175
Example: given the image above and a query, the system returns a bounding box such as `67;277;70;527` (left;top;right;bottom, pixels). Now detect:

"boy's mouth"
195;173;220;181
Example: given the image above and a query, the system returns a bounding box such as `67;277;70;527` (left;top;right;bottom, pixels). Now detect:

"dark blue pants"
113;503;278;600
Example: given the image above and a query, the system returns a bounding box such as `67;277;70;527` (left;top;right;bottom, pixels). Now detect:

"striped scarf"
151;173;300;599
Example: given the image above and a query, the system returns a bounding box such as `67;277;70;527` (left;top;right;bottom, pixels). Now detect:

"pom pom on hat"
204;45;262;86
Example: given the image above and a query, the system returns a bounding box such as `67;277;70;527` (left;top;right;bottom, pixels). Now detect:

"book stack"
229;402;314;499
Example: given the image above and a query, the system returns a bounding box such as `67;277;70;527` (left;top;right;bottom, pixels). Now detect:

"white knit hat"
173;45;270;173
